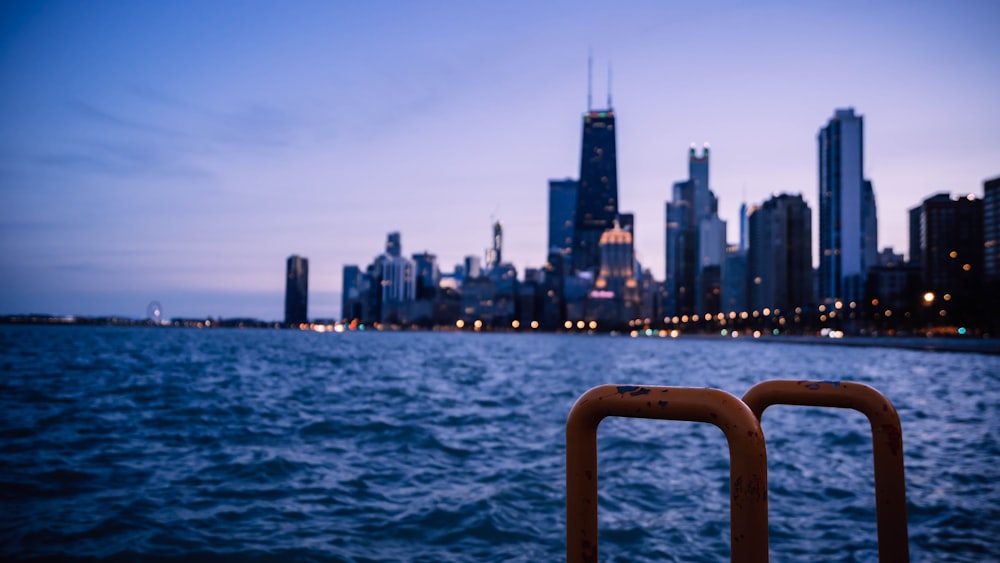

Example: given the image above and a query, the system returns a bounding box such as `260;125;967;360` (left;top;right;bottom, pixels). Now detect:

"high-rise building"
910;193;983;326
486;221;503;271
463;255;482;280
548;178;577;255
342;264;361;321
589;222;638;325
722;244;748;315
748;194;813;314
983;176;1000;331
665;145;726;316
572;108;618;274
386;232;401;258
818;108;877;306
984;176;1000;283
412;252;439;301
285;255;308;326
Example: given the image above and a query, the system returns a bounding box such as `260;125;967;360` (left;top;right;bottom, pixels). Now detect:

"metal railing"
742;380;909;562
566;380;908;562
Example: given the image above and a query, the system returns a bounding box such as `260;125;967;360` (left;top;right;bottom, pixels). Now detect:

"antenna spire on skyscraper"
587;49;593;111
607;60;613;109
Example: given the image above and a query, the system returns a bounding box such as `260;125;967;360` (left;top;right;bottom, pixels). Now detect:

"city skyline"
2;1;998;320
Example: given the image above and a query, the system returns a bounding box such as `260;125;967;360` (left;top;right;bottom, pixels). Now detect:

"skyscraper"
984;176;1000;283
285;255;308;326
341;264;361;321
548;178;578;256
983;176;1000;331
910;193;983;326
572;108;618;274
748;194;813;314
386;232;401;258
665;145;725;316
818;108;877;306
485;221;502;270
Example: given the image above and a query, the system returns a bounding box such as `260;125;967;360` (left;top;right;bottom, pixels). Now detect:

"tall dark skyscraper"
748;194;814;313
548;178;577;255
818;108;877;306
341;264;361;321
910;193;983;326
984;176;1000;283
572;107;618;273
984;176;1000;331
285;255;308;326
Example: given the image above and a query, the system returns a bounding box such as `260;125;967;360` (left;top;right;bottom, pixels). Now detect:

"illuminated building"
748;194;813;314
818;108;878;306
589;222;639;325
572;96;618;273
284;255;308;326
548;178;577;256
910;192;983;326
985;176;1000;282
984;176;1000;331
540;250;567;330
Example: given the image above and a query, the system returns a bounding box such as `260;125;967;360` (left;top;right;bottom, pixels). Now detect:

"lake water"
1;326;997;561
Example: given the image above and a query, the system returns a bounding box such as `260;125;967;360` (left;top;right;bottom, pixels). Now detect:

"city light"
923;292;935;303
456;319;465;328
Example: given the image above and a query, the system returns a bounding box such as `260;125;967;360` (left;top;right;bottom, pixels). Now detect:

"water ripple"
1;326;997;561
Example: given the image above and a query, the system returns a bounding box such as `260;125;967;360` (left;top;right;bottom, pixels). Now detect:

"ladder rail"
742;380;909;562
566;384;769;563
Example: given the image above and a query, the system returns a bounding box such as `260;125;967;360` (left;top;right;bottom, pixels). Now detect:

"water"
1;326;997;562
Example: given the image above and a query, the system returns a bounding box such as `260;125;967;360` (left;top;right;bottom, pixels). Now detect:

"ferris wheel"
147;301;163;324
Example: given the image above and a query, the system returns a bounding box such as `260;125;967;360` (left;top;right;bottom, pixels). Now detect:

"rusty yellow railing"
566;385;769;563
566;380;909;562
742;380;909;562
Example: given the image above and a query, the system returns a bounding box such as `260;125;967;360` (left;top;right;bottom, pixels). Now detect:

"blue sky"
1;0;998;320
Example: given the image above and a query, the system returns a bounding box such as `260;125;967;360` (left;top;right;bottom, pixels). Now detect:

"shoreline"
744;334;1000;355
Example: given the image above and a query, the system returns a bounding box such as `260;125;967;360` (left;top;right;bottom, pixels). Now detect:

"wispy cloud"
33;140;216;182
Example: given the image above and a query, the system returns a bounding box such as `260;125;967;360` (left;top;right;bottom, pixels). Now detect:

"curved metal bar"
566;385;768;563
741;380;909;562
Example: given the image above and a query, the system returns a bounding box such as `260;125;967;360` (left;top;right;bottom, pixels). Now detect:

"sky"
1;0;998;321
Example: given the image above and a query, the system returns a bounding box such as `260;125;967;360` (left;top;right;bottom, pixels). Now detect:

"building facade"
284;255;308;326
984;176;1000;331
748;194;813;314
910;193;984;327
818;108;877;306
572;109;619;274
548;178;577;255
665;145;726;316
